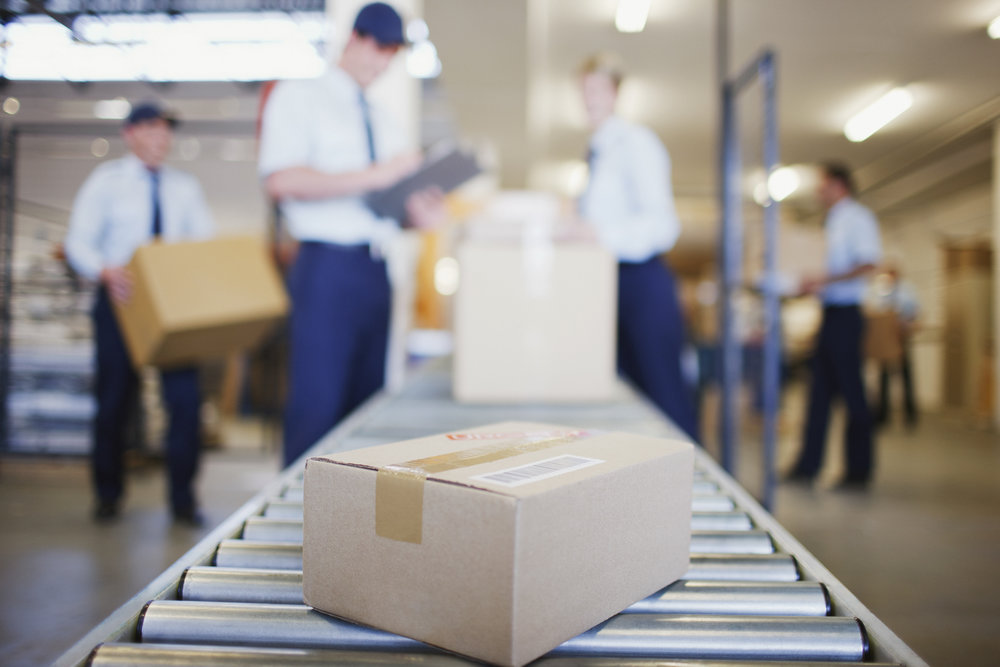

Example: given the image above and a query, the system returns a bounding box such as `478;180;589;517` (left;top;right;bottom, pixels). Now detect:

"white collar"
591;115;628;150
323;66;364;100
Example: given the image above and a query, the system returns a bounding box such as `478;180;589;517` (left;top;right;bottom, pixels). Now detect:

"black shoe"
832;477;870;492
781;470;815;485
172;507;205;527
94;501;119;522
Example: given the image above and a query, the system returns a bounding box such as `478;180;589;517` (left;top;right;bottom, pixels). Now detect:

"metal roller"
138;601;424;651
89;643;900;667
691;495;736;512
138;601;867;662
552;614;868;662
214;540;302;570
262;500;307;520
690;531;773;555
241;517;303;543
241;518;757;545
539;659;898;667
212;542;794;580
685;554;798;582
266;497;740;519
626;581;829;616
690;511;752;531
180;567;303;605
88;643;470;666
282;483;304;502
693;479;720;494
180;567;826;616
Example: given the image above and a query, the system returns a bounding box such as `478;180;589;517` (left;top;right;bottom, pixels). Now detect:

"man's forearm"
264;153;422;202
264;166;387;201
825;262;877;285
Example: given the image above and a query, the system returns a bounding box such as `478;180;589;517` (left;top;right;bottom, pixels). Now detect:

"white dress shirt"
866;278;919;322
258;67;409;246
578;115;682;263
64;154;214;280
822;197;882;306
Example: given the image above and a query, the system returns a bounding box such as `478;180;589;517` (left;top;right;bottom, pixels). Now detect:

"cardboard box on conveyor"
453;191;618;404
302;421;694;667
112;236;289;369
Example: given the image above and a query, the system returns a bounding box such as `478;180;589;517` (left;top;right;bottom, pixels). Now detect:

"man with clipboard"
259;3;451;466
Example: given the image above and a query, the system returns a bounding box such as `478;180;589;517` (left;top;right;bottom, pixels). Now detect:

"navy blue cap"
123;102;179;128
353;2;406;46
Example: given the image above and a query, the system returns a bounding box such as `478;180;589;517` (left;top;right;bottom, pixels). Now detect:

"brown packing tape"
373;430;591;544
375;467;425;543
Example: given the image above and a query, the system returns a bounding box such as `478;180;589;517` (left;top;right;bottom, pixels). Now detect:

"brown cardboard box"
864;310;903;364
303;421;693;667
113;236;288;368
453;239;617;403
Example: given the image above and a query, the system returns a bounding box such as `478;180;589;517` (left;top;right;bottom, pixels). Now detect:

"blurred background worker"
259;2;444;467
64;102;215;524
787;162;882;489
866;261;920;429
576;52;699;443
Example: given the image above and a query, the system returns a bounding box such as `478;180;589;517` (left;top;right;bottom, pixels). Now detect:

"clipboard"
366;147;482;224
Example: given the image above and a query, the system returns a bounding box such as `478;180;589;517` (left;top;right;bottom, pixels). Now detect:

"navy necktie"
149;168;162;238
359;91;376;163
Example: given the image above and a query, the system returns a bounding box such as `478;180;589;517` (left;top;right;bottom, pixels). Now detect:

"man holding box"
65;102;214;524
259;2;444;466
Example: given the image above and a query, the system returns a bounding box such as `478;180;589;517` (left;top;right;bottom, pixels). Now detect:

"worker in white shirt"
866;262;919;428
576;52;699;442
787;162;882;489
259;2;444;466
64;102;214;524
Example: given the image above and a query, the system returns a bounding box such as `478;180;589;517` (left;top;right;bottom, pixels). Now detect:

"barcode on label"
472;455;604;488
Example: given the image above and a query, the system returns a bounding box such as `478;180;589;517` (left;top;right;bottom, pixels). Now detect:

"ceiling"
426;0;1000;220
5;0;1000;232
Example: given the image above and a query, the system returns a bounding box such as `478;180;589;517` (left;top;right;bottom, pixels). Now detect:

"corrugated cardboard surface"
453;240;617;403
303;422;693;667
112;236;288;368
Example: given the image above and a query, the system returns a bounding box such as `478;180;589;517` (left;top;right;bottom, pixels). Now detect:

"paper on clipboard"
366;147;482;225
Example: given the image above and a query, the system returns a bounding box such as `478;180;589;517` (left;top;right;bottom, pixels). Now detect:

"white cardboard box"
453;238;617;403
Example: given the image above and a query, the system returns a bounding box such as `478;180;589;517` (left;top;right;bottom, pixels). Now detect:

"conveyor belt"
56;359;927;666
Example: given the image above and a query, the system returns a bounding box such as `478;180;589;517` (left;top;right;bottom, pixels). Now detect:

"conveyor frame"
55;361;927;666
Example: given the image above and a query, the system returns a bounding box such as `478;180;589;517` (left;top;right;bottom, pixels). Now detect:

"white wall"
879;182;994;412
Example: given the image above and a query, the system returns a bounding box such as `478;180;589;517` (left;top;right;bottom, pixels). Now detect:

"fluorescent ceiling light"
3;12;329;82
93;98;130;120
989;16;1000;39
843;87;913;142
407;40;441;79
615;0;650;33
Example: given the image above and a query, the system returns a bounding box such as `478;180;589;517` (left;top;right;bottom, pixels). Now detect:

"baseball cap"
123;102;179;128
353;2;406;47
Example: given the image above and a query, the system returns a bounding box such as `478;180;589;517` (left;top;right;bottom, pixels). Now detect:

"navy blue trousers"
283;242;390;466
617;258;699;442
795;305;874;481
92;288;201;511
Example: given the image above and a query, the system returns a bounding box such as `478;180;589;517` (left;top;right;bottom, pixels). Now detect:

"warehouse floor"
1;386;998;667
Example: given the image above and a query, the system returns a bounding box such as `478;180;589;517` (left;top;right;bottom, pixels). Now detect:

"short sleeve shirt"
822;197;882;305
578;115;682;263
64;154;214;280
258;67;409;245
